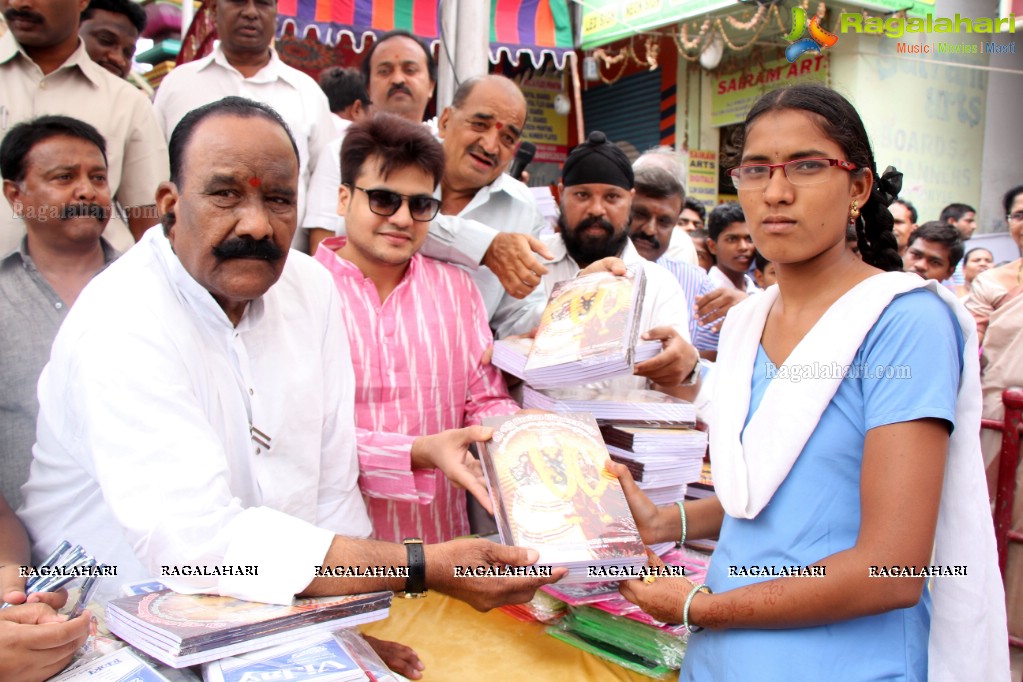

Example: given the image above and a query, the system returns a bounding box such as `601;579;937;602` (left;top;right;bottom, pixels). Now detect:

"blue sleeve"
860;288;964;433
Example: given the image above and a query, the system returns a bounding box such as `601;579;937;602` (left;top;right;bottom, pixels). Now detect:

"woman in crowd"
965;184;1023;640
613;83;1006;681
956;246;994;299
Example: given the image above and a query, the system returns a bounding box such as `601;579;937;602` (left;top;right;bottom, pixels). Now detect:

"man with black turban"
537;131;702;397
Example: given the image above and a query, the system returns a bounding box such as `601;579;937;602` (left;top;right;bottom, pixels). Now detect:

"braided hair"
741;84;903;272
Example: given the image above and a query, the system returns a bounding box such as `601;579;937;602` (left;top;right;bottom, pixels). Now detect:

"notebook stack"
601;424;707;511
478;412;647;584
106;590;392;668
542;549;707;679
521;386;696;425
492;266;658;389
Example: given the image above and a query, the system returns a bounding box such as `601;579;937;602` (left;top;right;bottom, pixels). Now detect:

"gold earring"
849;200;860;220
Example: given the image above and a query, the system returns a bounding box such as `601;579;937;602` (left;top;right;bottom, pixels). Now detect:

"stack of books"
601;424;707;509
492;266;657;389
478;412;647;584
683;460;718;553
521;386;696;424
51;648;172;682
541;549;708;678
106;590;392;668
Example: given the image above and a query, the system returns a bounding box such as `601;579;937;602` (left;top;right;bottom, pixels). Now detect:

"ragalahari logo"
785;7;839;62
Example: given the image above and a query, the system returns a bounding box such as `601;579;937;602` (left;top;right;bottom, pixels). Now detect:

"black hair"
81;0;147;33
683;196;706;222
1003;184;1023;215
741;84;902;271
939;202;975;224
0;115;107;183
168;97;299;186
318;67;369;114
633;166;684;202
340;113;445;188
753;249;770;273
360;30;437;87
963;247;992;264
891;198;917;224
706;201;745;241
908;220;964;270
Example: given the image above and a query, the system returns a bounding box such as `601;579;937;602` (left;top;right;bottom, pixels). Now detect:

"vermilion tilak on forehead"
248;177;262;188
495;122;503;129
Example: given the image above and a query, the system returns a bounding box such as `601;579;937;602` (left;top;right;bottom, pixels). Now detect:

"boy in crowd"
706;201;757;293
753;251;777;289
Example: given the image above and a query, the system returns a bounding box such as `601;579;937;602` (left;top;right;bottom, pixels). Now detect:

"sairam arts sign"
711;54;828;127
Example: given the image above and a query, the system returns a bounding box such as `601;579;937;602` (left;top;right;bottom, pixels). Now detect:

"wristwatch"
680;358;702;387
402;538;427;598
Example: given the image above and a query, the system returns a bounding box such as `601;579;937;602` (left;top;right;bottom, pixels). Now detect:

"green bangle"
683;583;711;634
675;500;687;548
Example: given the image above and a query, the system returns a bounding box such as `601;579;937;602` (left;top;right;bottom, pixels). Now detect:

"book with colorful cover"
478;412;646;583
106;590;391;668
522;266;647;389
202;630;366;682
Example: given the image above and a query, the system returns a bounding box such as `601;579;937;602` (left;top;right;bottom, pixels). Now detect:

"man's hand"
362;634;425;680
618;551;694;625
410;426;494;514
695;288;748;332
1;565;68;610
425;538;566;611
577;256;628;278
633;326;699;388
0;604;91;682
605;462;669;546
482;233;553;299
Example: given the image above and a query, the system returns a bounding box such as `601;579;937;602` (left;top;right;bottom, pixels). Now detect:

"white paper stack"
522;386;695;425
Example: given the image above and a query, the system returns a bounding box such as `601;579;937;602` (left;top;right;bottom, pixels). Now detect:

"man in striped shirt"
314;113;519;545
628;165;721;358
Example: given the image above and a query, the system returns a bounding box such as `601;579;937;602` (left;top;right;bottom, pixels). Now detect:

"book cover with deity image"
522;265;647;389
478;412;647;583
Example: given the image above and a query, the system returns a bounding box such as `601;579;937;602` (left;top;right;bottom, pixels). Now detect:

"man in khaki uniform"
0;0;167;252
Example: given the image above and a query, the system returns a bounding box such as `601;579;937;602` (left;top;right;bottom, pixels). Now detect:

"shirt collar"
0;33;106;88
149;228;264;330
204;41;301;88
314;235;421;287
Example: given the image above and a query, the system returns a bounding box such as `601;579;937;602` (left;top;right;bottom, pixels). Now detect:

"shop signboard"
710;53;829;127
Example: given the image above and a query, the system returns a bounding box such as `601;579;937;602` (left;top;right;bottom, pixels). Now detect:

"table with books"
361;591;655;682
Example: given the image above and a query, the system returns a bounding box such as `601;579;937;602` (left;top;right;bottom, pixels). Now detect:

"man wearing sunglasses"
314;113;522;548
21;102;561;682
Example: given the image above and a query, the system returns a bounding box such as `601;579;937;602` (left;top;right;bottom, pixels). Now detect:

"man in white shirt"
304;31;552;298
435;74;548;338
152;0;336;252
20;99;560;627
540;131;701;398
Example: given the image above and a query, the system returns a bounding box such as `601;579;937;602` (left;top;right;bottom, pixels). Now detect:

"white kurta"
20;230;371;605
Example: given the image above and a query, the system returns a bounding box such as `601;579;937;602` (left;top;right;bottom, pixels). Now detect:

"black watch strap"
403;538;426;598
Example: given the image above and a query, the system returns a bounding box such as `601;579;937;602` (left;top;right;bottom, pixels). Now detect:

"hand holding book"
423;538;567;612
633;326;700;390
410;425;494;514
618;550;696;627
604;462;669;547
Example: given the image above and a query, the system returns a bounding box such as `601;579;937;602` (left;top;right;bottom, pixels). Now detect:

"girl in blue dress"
611;84;1007;681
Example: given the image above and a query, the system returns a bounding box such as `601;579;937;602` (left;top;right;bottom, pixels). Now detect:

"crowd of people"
0;0;1020;679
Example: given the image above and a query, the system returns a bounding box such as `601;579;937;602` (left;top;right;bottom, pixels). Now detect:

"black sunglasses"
352;185;441;222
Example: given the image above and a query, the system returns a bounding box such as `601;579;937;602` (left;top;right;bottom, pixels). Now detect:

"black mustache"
467;144;498;165
59;204;109;220
3;7;44;23
388;83;412;98
212;237;283;261
576;215;615;235
631;232;661;250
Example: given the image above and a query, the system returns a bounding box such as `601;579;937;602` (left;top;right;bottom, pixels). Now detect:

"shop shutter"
581;70;661;159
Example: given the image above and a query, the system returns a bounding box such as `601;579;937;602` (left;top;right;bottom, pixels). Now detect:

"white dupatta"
709;271;1008;682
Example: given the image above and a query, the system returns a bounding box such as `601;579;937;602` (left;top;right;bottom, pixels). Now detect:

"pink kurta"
315;237;518;543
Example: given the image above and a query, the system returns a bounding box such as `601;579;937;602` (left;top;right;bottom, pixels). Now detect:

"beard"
558;213;630;267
